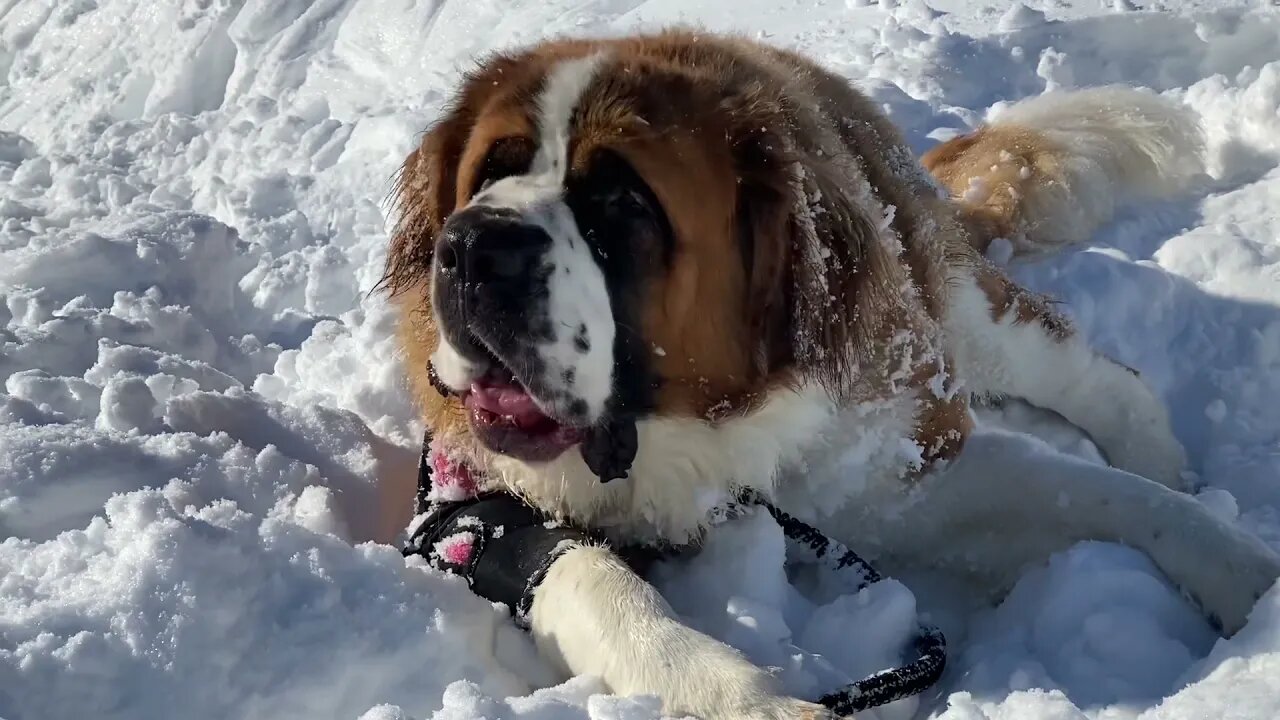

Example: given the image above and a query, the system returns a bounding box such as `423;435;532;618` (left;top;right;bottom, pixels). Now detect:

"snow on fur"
990;86;1207;250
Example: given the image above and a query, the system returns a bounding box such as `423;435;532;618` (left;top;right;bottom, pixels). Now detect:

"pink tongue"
468;379;550;425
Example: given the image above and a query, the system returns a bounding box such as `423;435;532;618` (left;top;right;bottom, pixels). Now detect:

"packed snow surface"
3;0;1280;718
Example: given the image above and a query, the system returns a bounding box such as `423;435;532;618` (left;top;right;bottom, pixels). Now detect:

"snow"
2;1;1280;719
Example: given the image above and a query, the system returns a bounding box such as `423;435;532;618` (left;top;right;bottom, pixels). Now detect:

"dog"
381;30;1280;719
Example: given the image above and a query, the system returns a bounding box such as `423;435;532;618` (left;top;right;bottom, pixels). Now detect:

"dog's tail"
921;86;1205;257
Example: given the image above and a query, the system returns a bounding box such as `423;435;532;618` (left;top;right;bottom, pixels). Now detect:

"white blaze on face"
458;53;616;423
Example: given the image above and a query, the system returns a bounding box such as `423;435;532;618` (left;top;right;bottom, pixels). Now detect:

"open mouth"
462;351;585;462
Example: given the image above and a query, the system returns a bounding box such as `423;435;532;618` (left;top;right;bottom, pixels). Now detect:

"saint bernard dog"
382;30;1280;720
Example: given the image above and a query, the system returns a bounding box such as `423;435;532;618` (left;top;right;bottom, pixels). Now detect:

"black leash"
408;431;946;715
734;490;947;714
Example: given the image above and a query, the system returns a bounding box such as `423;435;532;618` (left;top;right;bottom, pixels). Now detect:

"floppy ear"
379;113;469;296
739;140;891;402
382;50;537;295
379;112;475;433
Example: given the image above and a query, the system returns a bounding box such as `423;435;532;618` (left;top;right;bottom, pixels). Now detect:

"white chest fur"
490;385;925;546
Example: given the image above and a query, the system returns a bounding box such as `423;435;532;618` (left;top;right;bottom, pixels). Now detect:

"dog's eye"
473;137;535;195
569;150;673;262
605;187;654;216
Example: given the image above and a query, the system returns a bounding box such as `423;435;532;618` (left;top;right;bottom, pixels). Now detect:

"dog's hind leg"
854;431;1279;637
944;262;1187;489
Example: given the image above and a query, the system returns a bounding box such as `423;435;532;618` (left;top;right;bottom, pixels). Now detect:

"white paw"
1187;528;1280;636
1142;488;1280;636
1105;421;1187;491
1098;382;1188;491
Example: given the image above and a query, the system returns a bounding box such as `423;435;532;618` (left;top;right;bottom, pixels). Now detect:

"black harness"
402;432;947;714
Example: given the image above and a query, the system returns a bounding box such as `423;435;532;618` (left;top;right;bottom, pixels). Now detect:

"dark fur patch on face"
565;148;672;421
472;137;536;196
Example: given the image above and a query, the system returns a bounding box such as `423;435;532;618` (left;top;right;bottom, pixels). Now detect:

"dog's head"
383;32;915;515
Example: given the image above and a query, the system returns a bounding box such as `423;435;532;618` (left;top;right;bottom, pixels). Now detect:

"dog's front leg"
530;544;830;720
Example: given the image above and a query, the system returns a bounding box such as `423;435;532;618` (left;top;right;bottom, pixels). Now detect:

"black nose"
435;206;551;289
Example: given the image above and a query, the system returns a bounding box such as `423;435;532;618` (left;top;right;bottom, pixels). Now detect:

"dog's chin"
462;365;587;464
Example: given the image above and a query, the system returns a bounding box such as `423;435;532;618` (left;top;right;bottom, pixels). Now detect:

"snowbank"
3;0;1280;719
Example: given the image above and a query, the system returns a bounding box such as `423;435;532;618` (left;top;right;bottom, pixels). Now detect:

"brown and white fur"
382;31;1280;720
